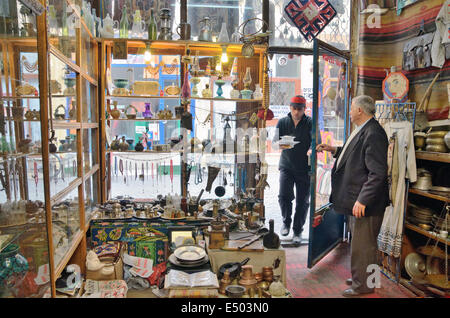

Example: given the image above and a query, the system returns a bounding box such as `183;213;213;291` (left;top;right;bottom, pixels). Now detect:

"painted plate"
174;245;206;262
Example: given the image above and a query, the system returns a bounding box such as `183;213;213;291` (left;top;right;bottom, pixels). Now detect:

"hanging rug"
284;0;337;42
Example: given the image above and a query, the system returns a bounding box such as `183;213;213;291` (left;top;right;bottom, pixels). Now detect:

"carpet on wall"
285;243;416;298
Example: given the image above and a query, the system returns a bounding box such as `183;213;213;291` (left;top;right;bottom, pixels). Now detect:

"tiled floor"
285;243;416;298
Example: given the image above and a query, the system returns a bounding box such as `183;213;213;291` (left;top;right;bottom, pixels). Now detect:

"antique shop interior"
0;0;449;298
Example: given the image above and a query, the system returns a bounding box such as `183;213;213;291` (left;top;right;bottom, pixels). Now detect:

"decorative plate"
165;85;181;96
382;71;409;102
174;245;206;262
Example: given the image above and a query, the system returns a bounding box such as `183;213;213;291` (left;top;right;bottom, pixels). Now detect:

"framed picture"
168;226;195;247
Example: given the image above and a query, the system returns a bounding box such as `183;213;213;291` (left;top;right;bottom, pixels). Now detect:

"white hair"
353;95;375;116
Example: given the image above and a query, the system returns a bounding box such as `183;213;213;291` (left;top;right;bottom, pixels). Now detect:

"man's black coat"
330;118;390;216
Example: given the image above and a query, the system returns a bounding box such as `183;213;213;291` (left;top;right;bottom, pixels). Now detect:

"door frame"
307;39;351;268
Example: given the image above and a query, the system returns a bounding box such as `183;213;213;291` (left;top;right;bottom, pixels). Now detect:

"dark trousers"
278;168;310;235
348;214;384;293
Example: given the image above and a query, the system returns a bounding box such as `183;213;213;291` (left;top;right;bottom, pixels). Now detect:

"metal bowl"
64;78;76;88
113;79;129;88
225;285;246;298
445;132;450;149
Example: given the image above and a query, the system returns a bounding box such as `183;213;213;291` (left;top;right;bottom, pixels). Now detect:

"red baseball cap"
290;95;306;109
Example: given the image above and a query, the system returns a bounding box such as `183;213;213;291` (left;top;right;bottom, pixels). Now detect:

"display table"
207;246;286;285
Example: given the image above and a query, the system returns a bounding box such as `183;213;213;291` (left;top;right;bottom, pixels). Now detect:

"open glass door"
307;39;350;268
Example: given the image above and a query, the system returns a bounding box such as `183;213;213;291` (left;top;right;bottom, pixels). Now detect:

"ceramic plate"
174;245;206;262
278;141;300;150
168;253;209;268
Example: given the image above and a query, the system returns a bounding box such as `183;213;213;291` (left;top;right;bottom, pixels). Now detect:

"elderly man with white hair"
317;95;389;297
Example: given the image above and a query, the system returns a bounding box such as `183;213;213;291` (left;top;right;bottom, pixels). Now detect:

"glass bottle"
148;9;157;40
243;67;252;89
119;5;129;38
62;1;69;36
231;27;240;43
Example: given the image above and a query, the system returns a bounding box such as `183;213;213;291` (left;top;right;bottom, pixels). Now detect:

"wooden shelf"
107;118;180;121
0;94;75;100
405;223;450;246
99;38;267;53
107;95;181;99
409;188;450;203
106;95;263;103
0;95;40;100
0;152;41;164
415;151;450;163
193;97;263;103
106;150;182;154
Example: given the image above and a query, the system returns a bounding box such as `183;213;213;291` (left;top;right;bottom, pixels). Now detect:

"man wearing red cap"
273;95;319;245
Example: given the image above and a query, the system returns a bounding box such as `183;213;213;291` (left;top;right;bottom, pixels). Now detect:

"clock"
382;71;409;102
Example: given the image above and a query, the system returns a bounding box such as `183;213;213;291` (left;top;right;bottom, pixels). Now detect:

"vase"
218;22;229;42
0;244;29;296
135;139;144;152
69;101;76;120
190;77;201;97
142;103;153;119
119;136;129;151
119;5;129;38
253;84;263;100
110;135;120;150
215;79;225;98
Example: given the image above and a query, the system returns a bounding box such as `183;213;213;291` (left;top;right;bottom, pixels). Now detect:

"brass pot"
426;137;446;146
427;131;448;138
110;102;121;119
426;144;448;153
414;132;426;151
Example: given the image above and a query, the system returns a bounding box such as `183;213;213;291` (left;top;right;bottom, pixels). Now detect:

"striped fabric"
353;0;450;120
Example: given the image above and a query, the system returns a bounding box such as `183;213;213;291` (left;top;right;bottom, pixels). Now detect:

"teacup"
439;230;448;239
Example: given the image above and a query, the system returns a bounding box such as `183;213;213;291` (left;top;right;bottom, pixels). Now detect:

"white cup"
439;230;448;239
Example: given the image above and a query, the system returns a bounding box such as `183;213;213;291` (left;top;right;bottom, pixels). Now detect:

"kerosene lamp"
158;8;172;40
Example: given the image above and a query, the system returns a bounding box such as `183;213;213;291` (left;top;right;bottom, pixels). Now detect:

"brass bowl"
418;223;432;231
427;131;448;138
426;137;446;146
225;285;246;298
426;144;448;153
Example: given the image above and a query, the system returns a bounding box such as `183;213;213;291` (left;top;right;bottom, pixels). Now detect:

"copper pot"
262;266;274;283
254;272;263;283
239;265;257;290
219;270;231;295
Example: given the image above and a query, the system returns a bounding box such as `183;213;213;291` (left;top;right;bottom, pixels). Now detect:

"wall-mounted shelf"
405;223;450;246
408;188;450;203
415;151;450;163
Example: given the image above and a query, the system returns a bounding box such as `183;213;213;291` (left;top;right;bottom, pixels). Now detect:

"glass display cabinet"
0;0;100;298
99;38;268;203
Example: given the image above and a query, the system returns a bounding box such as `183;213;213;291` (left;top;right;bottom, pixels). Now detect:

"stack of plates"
431;215;450;231
429;186;450;197
168;245;209;268
409;205;434;225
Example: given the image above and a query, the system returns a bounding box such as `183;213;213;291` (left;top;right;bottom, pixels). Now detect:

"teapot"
98;13;118;38
131;10;146;39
